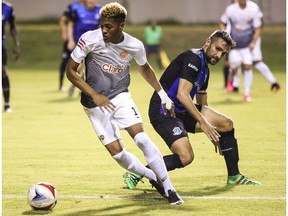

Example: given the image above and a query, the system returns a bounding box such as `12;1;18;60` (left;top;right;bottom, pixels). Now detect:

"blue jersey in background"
71;5;101;42
2;1;15;47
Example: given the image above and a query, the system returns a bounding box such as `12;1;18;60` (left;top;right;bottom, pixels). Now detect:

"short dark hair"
100;2;127;22
209;30;236;48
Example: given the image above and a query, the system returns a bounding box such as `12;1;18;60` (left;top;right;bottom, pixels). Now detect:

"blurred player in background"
58;0;85;91
2;0;20;112
66;2;183;205
220;0;262;102
221;0;235;89
251;8;280;93
221;0;280;93
143;19;164;70
124;30;260;189
67;0;102;96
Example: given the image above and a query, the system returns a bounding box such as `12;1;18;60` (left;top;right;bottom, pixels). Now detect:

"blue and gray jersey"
63;1;84;20
71;5;101;42
151;48;209;114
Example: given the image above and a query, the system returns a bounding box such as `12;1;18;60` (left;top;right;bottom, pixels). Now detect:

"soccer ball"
27;182;58;210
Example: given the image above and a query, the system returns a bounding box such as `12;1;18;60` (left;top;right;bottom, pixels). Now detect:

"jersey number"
131;107;140;118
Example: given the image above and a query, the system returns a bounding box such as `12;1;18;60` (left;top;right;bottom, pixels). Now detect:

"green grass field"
2;24;286;215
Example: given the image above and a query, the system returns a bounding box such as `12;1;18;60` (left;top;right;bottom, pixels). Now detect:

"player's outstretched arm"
138;62;175;117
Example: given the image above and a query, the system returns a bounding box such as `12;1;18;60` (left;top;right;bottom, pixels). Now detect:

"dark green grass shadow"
22;209;55;215
181;185;233;197
58;197;195;216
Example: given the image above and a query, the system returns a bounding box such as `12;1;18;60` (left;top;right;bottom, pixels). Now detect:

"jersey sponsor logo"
101;63;125;74
120;50;128;59
188;63;198;71
77;38;86;49
172;127;183;136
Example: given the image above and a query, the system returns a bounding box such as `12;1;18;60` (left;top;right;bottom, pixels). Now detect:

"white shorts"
228;47;252;68
84;92;143;145
251;37;262;61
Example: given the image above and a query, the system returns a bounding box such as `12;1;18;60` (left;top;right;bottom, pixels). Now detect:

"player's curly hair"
100;2;127;22
209;30;236;48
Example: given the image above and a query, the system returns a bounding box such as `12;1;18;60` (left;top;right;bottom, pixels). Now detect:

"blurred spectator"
2;0;20;112
58;0;85;91
143;20;163;70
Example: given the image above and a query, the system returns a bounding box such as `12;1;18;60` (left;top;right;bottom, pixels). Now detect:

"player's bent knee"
134;132;156;150
224;117;234;131
243;64;252;70
180;152;194;166
231;68;238;74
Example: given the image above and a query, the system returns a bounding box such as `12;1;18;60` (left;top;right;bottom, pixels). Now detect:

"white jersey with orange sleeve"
71;29;147;108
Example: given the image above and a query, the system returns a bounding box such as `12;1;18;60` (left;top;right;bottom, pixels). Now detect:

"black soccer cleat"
149;179;166;198
167;189;184;205
271;83;280;93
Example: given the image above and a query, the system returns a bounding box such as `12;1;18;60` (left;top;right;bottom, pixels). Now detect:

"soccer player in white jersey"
252;8;280;93
66;2;183;205
223;0;280;94
220;0;262;102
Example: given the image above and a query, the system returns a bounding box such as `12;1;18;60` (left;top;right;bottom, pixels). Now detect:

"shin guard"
219;129;240;176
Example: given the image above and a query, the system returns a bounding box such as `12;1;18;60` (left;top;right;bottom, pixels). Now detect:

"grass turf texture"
2;24;286;215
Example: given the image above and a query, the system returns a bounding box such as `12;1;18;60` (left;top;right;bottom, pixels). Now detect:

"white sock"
243;69;253;96
112;149;156;180
134;132;174;194
254;61;276;84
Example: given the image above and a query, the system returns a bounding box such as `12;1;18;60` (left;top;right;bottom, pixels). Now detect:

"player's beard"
206;47;219;65
206;54;218;65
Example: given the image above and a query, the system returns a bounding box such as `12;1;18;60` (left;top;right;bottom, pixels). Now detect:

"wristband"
158;89;172;110
157;89;167;100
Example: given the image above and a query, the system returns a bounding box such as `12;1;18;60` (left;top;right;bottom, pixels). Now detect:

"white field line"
3;194;286;200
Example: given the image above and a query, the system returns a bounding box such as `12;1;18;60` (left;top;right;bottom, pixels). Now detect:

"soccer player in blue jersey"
2;1;20;112
124;30;261;188
59;0;85;91
67;0;102;96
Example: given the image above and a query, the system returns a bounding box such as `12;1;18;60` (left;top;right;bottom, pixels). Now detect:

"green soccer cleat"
123;171;143;190
227;174;261;185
